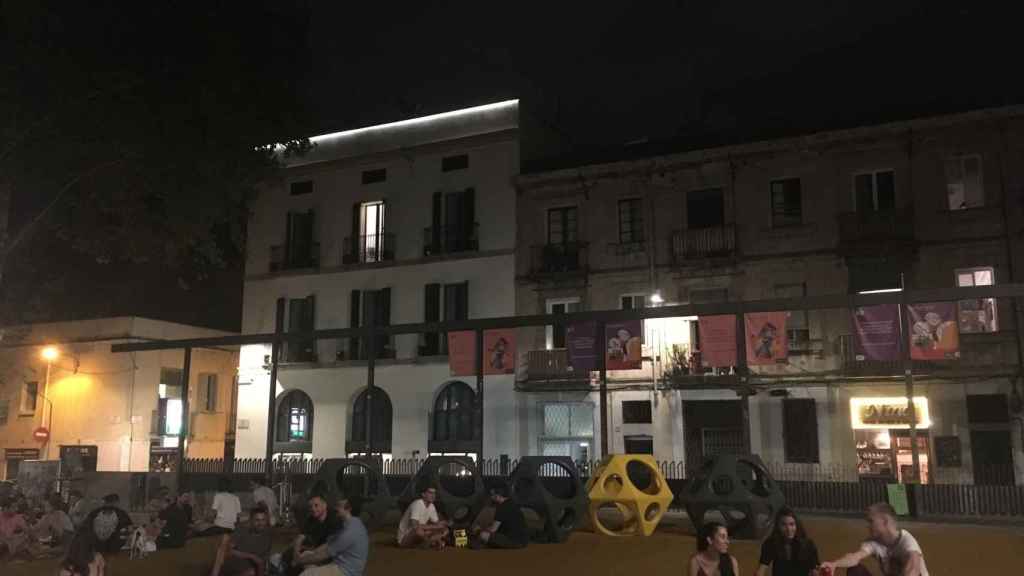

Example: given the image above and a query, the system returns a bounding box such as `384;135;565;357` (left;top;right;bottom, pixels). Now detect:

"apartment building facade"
234;101;521;463
515;106;1024;485
0;317;238;478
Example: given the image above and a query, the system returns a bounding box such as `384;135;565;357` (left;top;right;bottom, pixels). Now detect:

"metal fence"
180;456;1024;521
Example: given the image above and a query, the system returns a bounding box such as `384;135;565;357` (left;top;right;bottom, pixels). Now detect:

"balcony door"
547;207;578;245
546;297;581;349
686;188;724;229
360;201;386;262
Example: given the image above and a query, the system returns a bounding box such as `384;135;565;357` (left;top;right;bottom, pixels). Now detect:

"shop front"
851;396;931;483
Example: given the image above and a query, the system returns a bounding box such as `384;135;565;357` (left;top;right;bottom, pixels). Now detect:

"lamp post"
40;346;60;460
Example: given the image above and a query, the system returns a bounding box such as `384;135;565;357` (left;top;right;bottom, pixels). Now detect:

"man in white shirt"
396;485;448;550
250;478;279;526
821;502;929;576
201;478;242;536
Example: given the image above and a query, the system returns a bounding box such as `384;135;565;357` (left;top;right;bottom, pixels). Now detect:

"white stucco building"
0;317;238;478
234;100;521;462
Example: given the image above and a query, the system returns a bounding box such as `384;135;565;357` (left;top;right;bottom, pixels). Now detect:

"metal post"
475;328;484;462
176;347;192;490
365;291;376;460
735;306;751;454
597;320;608;457
897;291;920;484
43;361;52;460
264;299;285;482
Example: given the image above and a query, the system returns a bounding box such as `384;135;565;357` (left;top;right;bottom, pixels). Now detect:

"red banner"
698;315;737;368
447;331;475;376
605;320;643;370
483;329;516;375
907;302;960;360
744;312;788;365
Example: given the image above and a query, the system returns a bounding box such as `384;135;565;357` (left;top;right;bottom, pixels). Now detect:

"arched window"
275;389;314;453
430;381;479;452
347;387;393;453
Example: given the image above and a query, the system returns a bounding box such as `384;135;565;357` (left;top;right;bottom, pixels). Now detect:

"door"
971;430;1014;485
546;298;581;349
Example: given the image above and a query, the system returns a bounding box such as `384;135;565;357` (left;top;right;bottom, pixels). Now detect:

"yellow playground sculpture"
585;454;675;536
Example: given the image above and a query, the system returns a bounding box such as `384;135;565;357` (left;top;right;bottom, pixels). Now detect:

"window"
275;389;314;445
421;282;468;356
547;207;578;245
351;200;388;263
946;155;983;210
20;382;38;414
157;369;183;437
966;394;1010;424
442;154;469;172
956;267;998;333
620;294;646;310
347;289;392;359
783;399;819;463
286;296;316;362
546;298;581;349
199;374;218;413
361;168;386;184
432;381;478;443
854;170;895;212
773;283;809;347
622;400;653;424
687;188;725;228
282;210;316;269
618;199;644;243
349;387;393;452
623;435;654;454
428;188;477;254
289;180;313;196
540;402;594;461
771;178;802;227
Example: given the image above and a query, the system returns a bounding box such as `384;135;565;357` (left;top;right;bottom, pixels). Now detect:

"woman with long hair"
688;522;738;576
756;507;820;576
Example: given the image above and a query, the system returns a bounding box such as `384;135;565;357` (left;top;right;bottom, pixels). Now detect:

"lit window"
289;407;307;440
956;267;997;333
946;156;983;210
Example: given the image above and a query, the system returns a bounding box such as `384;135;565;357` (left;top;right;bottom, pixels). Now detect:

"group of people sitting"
396;483;529;550
0;493;76;561
688;502;928;576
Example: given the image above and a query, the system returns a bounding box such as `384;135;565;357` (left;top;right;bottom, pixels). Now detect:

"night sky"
2;2;1020;331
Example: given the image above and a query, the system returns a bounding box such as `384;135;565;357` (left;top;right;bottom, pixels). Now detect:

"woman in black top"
756;508;820;576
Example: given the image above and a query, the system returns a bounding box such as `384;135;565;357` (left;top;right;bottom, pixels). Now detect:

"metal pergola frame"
108;284;1024;486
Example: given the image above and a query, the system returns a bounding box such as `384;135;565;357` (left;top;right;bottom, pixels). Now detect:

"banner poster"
698;315;737;368
483;329;516;375
605;320;643;370
447;331;475;376
567;322;598;373
744;311;788;365
852;304;900;361
907;302;960;360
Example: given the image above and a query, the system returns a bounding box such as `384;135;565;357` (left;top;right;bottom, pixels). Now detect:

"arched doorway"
429;380;480;454
347;387;393;454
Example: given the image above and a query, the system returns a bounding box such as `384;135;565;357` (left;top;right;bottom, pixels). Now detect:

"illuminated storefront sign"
850;397;931;429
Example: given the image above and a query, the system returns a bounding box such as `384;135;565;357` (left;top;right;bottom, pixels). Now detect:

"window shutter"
457;281;469;320
378;288;391;326
349;290;362;360
431;191;442;250
461;188;476;243
284;213;294;264
305;295;316;330
783;399;820;463
351;203;361;259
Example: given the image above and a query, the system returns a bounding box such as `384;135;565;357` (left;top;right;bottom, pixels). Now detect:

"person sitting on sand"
820;502;929;576
688;522;738;576
58;529;106;576
294;493;369;576
396;484;449;550
0;497;30;561
471;486;528;549
756;507;819;576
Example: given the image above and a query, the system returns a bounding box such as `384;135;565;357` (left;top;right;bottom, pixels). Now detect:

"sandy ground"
5;514;1022;576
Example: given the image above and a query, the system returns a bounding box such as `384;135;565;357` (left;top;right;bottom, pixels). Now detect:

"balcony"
343;233;395;265
837;209;915;257
528;242;589;276
423;223;479;256
269;242;320;272
334;336;397;362
671;225;736;262
521;349;585;382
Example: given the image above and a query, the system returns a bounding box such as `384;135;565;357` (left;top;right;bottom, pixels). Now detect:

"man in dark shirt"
473;486;528;549
228;507;273;576
157;493;193;549
280;494;342;576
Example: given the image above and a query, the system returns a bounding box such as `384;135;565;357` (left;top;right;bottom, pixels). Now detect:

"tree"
0;3;313;326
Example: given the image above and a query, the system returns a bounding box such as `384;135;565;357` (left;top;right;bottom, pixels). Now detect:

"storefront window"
851;397;931;483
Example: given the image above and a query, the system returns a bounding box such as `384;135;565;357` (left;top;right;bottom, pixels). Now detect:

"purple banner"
852;304;900;361
567;322;597;373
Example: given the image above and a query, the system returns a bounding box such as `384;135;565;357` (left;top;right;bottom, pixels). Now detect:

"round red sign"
33;426;50;441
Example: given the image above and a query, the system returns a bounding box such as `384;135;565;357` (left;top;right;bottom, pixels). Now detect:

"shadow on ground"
5;515;1022;576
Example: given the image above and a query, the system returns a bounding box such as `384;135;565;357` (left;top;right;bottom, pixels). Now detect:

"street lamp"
40;346;60;459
